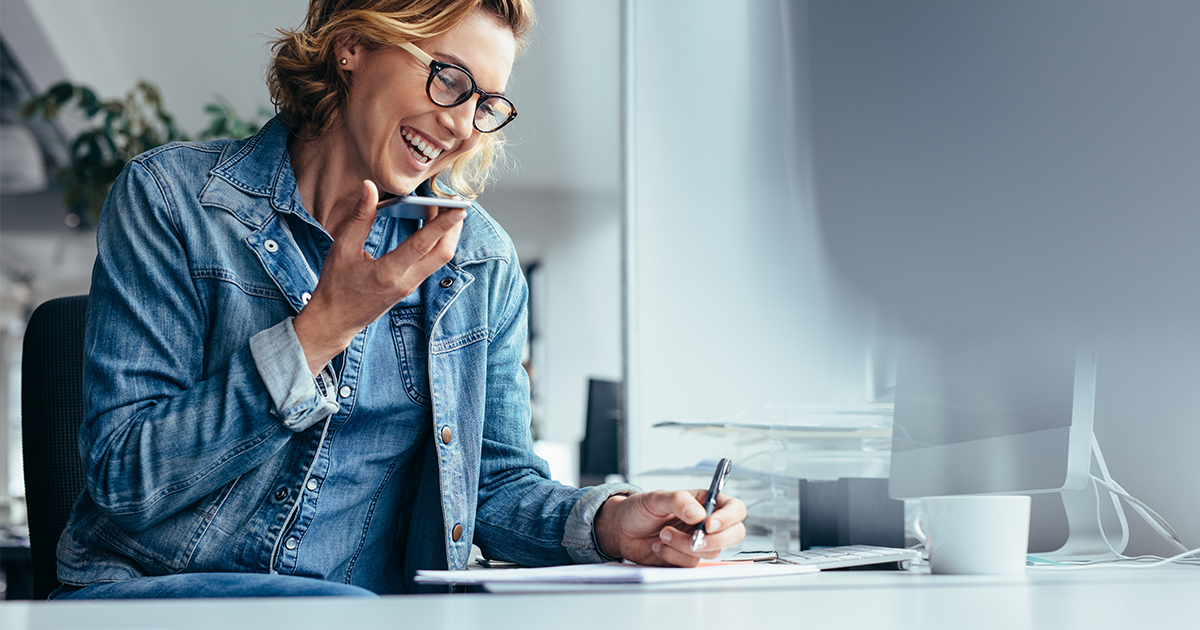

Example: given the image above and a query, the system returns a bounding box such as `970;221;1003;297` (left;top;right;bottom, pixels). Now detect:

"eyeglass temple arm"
399;42;436;68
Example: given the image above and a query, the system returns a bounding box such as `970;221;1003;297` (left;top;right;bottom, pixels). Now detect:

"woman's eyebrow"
438;52;469;67
435;51;507;95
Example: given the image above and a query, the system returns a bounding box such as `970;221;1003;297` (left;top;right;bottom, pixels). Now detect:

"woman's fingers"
378;205;466;277
631;490;748;567
706;494;747;534
651;540;703;568
689;521;747;554
655;525;721;558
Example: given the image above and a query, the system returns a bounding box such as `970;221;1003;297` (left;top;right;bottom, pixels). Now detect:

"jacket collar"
200;117;301;229
199;116;511;266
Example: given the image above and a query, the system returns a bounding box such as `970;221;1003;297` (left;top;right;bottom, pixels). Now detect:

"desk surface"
2;567;1197;630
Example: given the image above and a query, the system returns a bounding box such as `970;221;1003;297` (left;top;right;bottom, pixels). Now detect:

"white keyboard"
777;545;921;570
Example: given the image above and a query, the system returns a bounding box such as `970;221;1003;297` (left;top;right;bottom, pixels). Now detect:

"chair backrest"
21;294;89;600
579;378;621;487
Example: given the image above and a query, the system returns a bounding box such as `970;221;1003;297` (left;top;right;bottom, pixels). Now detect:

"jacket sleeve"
80;158;329;532
469;245;640;565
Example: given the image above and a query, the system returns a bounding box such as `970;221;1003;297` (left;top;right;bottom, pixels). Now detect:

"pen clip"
716;458;731;492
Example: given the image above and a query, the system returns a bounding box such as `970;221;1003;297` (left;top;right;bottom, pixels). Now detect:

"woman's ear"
335;35;360;71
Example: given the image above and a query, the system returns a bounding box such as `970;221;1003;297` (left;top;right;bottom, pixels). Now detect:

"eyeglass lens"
428;65;514;132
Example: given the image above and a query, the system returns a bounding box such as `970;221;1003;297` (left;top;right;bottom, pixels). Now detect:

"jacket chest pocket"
389;305;431;407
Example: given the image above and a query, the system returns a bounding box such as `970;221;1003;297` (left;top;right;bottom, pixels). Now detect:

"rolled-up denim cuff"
562;483;642;564
249;317;339;432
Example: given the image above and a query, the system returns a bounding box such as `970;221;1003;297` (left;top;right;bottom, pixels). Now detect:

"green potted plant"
20;80;265;222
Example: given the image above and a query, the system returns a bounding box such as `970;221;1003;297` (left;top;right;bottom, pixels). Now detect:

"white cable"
1091;475;1188;553
1032;545;1200;569
1091;437;1189;554
1089;438;1130;553
1101;477;1183;545
1090;478;1125;558
1093;469;1178;540
1028;436;1194;568
1135;546;1200;568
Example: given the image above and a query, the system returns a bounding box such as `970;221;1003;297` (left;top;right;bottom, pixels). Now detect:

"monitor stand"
1036;440;1128;562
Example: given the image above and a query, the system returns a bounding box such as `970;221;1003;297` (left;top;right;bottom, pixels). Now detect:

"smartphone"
376;194;472;220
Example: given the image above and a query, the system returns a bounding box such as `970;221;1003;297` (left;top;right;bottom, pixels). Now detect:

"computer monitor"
887;336;1120;558
804;0;1196;558
888;336;1094;499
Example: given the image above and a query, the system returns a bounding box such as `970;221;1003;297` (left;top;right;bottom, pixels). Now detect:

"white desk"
2;567;1196;630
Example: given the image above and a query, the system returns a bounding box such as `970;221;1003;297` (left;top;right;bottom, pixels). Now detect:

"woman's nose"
440;100;476;139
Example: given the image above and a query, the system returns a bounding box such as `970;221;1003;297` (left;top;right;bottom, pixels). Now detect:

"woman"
53;0;745;599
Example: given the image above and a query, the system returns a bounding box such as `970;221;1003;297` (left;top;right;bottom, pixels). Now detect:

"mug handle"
910;504;928;545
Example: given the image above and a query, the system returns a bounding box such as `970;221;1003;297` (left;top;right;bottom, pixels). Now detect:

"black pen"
691;458;732;551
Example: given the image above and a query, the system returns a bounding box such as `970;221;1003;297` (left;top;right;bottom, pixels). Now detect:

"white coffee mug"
918;495;1031;575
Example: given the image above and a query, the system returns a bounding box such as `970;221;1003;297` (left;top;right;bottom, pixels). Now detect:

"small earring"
340;58;348;66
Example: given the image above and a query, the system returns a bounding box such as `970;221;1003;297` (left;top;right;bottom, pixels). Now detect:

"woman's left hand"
593;490;747;567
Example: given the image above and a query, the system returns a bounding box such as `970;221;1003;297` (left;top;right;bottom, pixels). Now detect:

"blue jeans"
49;574;378;599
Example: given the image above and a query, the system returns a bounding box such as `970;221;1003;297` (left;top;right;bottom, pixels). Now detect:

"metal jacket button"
264;239;279;252
274;487;288;501
439;277;454;288
441;426;452;444
301;292;311;305
306;478;319;491
339;385;352;398
284;537;298;550
452;524;463;542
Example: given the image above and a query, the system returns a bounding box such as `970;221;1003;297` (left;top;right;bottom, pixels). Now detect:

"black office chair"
579;378;621;487
21;294;89;600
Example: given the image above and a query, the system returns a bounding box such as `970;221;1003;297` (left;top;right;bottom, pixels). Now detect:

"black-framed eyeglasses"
399;42;517;134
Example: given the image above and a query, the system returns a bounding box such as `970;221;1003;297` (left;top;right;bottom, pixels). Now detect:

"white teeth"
403;129;442;163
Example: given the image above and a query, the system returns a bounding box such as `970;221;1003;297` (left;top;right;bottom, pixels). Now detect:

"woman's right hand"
292;179;465;374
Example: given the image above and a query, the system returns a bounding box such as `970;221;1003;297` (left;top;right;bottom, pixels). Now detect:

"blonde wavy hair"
268;0;535;198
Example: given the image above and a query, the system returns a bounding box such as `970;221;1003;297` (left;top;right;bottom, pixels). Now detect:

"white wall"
478;0;623;462
625;0;874;480
478;190;622;450
496;0;620;196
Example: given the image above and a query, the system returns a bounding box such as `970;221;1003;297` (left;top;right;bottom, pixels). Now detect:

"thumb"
339;180;380;245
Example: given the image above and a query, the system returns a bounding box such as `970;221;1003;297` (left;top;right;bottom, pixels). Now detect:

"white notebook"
415;561;818;585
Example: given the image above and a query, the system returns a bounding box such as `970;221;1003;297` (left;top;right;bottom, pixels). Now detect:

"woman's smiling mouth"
402;127;443;164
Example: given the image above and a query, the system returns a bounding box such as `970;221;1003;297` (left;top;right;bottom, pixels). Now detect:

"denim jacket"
58;118;636;593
